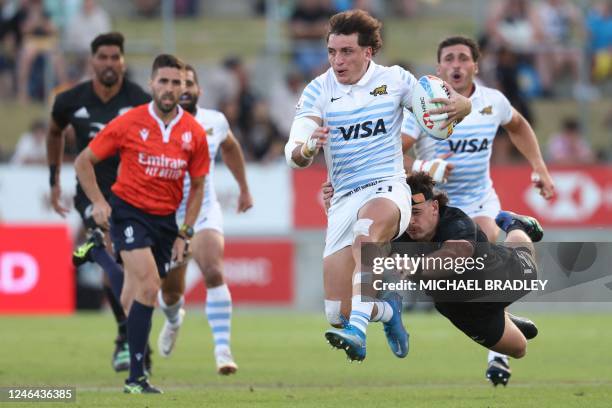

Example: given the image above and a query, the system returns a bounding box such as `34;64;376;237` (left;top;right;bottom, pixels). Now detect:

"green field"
1;311;611;407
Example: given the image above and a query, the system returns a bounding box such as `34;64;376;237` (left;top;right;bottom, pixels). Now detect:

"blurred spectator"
486;0;544;54
16;0;67;104
288;0;335;79
491;129;522;165
495;46;534;124
486;0;556;96
134;0;159;18
268;68;306;137
174;0;199;17
63;0;111;57
224;57;260;140
0;0;17;97
241;101;284;162
585;1;612;82
536;0;583;96
546;117;596;164
10;118;47;164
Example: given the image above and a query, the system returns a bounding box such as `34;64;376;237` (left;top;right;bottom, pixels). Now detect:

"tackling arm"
419;240;476;279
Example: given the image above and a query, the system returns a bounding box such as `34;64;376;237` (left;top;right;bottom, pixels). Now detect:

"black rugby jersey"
52;79;150;196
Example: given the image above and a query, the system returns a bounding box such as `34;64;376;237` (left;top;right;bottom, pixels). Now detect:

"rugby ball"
411;75;456;140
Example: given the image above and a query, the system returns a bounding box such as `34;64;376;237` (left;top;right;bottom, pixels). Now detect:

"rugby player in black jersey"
392;172;542;386
46;32;151;373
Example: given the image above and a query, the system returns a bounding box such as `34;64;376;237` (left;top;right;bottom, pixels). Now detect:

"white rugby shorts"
459;189;501;220
324;178;411;258
176;199;224;235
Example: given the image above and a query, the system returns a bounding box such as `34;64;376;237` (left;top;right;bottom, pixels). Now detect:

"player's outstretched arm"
74;147;110;229
220;130;253;213
46;118;69;217
417;240;475;280
503;108;555;199
284;116;326;168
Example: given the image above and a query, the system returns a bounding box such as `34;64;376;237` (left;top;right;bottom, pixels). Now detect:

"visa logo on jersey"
448;138;490;153
338;119;387;141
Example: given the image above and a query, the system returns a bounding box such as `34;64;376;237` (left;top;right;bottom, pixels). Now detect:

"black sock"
127;301;154;382
103;285;127;336
91;247;124;299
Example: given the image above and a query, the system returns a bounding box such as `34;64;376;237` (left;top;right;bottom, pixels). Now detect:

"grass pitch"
1;311;611;407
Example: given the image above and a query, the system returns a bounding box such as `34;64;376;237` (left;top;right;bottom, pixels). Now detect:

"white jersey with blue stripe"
177;107;229;218
295;61;417;197
401;83;513;207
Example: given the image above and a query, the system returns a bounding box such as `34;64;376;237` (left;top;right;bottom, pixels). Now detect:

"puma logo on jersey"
338;118;386;141
205;127;214;135
448;138;489;153
479;105;493;115
369;85;388;96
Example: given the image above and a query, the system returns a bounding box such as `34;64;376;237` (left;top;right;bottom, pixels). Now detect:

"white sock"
349;295;373;335
206;284;232;353
157;291;184;326
371;301;394;323
488;350;508;364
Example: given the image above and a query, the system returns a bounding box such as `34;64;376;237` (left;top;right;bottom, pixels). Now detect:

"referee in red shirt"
75;54;210;394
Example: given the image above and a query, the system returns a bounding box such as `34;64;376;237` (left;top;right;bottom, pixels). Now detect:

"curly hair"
327;10;383;56
407;172;449;207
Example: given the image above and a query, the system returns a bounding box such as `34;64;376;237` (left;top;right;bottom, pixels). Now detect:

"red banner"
184;239;294;304
492;165;612;227
0;225;74;314
292;165;612;228
292;166;328;229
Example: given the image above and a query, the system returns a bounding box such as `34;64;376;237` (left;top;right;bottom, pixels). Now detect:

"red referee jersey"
89;102;210;215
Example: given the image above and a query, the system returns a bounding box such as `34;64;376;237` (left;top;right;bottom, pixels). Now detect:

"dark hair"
185;64;199;85
437;35;480;63
151;54;185;77
407;172;449;207
562;117;580;132
327;10;383;56
91;32;125;55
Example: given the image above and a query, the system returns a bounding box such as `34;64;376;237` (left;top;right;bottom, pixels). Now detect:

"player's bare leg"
323;247;355;327
473;216;500;243
195;229;238;375
325;198;409;361
158;263;187;358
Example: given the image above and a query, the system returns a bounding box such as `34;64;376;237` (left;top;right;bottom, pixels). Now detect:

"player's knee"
161;290;182;306
508;339;527;359
141;278;161;305
202;264;224;288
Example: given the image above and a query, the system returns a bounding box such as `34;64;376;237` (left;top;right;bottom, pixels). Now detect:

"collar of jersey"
333;60;377;94
469;80;483;101
147;101;184;143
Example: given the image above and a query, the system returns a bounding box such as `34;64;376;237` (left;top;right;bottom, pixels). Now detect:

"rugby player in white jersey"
285;10;471;362
157;64;253;374
400;36;555;385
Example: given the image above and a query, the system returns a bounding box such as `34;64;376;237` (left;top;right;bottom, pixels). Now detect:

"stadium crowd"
0;0;610;164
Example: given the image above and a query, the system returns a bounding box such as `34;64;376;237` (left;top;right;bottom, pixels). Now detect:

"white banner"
214;162;292;235
0;165;81;235
0;163;292;235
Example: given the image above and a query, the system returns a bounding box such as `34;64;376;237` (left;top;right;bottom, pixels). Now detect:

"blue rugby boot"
495;211;544;242
381;292;409;358
324;325;367;362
